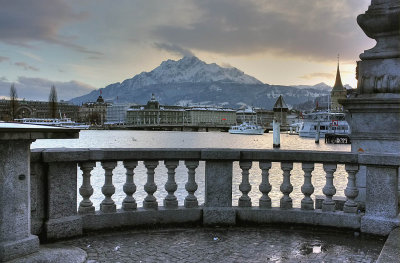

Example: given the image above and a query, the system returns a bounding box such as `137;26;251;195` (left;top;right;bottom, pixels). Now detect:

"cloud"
154;42;194;57
0;76;96;101
14;62;39;71
0;0;102;55
299;72;335;80
0;56;10;62
153;0;372;61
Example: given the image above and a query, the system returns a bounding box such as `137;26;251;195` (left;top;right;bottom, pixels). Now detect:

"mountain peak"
136;56;262;85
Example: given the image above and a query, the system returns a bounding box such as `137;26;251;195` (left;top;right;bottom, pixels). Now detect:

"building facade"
79;95;110;125
0;99;79;121
126;94;236;127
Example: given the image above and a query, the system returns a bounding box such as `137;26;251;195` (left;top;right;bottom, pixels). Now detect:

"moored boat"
229;122;264;135
298;111;350;138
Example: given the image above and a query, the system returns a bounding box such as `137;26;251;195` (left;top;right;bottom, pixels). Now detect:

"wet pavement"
60;226;385;263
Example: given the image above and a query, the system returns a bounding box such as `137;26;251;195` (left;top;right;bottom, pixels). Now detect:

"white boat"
229;122;265;135
298;111;350;138
15;118;90;129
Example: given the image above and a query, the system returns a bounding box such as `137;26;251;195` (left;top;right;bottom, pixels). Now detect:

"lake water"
32;130;351;209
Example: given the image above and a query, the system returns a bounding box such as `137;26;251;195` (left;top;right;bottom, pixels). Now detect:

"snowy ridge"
128;56;262;86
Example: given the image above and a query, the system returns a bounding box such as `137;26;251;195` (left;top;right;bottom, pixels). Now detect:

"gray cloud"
14;62;39;71
154;42;194;57
154;0;372;61
0;0;102;55
299;72;335;80
0;76;96;101
0;56;10;62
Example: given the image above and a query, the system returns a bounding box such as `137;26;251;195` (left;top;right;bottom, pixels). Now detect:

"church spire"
333;54;344;90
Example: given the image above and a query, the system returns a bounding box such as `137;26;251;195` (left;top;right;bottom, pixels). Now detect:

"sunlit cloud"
299;72;335;80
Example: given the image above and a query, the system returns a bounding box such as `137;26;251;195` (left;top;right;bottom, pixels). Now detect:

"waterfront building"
79;94;110;125
330;61;347;112
106;103;134;124
0;99;79;121
126;94;187;125
186;106;236;126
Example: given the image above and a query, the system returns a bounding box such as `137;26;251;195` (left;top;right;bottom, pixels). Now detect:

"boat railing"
30;148;399;240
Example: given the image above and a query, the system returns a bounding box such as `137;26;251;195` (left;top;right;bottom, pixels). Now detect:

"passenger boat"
229;122;264;135
15;118;90;129
298;111;350;138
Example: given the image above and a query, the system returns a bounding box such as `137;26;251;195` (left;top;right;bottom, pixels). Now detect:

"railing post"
100;161;118;213
239;161;252;207
45;162;82;240
185;160;199;208
343;164;359;213
78;161;96;214
322;163;337;212
280;162;294;209
122;160;138;211
301;163;315;210
204;159;235;225
143;160;159;209
259;162;272;208
164;160;179;209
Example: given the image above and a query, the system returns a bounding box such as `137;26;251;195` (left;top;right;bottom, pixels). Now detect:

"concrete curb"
377;227;400;263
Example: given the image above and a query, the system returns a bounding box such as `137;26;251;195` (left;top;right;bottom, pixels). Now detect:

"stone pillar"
203;161;235;225
0;127;79;261
341;0;400;235
0;140;39;261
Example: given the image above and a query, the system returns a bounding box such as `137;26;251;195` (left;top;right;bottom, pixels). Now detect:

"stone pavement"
59;226;385;263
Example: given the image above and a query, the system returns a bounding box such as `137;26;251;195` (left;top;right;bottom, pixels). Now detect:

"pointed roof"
273;95;288;111
332;59;345;92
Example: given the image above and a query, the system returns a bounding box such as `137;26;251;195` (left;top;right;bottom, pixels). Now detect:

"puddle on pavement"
299;242;327;255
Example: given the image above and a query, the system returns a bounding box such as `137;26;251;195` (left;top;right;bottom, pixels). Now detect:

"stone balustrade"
29;148;399;242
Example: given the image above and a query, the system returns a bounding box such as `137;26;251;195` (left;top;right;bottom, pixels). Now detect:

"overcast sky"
0;0;373;101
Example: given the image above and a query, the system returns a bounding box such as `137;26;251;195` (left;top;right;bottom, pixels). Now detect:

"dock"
325;133;351;144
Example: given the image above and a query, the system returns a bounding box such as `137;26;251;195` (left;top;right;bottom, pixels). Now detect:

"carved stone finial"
354;0;400;94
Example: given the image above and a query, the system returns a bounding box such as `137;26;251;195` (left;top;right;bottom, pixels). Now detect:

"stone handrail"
30;148;399;242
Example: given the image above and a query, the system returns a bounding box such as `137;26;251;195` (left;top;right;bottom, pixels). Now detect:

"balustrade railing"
30;148;399;240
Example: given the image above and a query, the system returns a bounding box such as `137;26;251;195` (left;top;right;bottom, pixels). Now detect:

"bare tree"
48;85;58;118
9;84;18;120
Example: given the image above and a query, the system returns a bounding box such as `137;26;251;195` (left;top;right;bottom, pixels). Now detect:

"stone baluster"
100;161;117;213
122;160;138;211
143;161;159;209
280;162;293;209
164;160;179;209
78;162;96;214
301;163;315;210
239;161;252;207
185;160;199;208
343;164;359;213
322;163;337;212
259;162;272;208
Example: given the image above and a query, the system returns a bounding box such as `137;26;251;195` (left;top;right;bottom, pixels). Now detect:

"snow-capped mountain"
70;56;331;109
133;56;262;85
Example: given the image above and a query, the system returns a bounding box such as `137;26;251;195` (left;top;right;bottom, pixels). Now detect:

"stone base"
236;208;361;229
203;207;236;226
6;244;87;263
361;215;400;236
0;235;39;262
45;216;82;241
